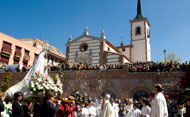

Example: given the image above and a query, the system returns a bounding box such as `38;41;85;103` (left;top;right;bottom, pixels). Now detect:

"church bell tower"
130;0;151;62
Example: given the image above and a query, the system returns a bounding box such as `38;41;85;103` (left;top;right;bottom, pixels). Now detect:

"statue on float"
5;44;63;98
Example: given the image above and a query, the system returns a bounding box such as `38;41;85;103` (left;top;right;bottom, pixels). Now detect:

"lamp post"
163;50;167;63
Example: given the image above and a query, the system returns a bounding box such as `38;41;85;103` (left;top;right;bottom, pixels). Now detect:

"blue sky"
0;0;189;62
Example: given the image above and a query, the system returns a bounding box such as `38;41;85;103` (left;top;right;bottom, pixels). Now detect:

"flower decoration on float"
27;71;63;96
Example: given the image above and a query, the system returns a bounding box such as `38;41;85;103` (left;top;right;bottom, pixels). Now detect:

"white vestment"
100;100;113;117
128;108;141;117
141;106;151;117
125;104;133;117
78;107;88;117
112;103;119;117
86;106;97;117
95;103;102;117
151;92;168;117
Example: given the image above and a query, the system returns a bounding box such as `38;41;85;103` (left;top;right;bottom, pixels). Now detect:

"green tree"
1;72;12;92
160;51;182;63
50;74;57;83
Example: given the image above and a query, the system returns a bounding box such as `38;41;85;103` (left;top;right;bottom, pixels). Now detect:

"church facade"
66;0;151;65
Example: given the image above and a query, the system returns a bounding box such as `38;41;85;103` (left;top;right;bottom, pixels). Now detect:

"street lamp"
163;50;167;63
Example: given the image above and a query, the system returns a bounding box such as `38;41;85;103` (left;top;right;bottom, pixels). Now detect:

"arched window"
135;27;141;35
133;90;148;100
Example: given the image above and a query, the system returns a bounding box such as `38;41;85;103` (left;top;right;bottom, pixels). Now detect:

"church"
66;0;151;65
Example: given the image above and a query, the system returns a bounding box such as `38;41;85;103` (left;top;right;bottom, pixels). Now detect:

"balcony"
14;51;22;58
23;55;30;61
1;47;12;55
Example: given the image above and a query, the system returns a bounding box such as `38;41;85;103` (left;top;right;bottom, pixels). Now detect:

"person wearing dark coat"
41;92;57;117
12;92;24;117
33;102;41;117
185;100;190;117
0;92;5;117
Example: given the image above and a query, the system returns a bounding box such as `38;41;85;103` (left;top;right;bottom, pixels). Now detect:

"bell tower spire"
130;0;151;62
135;0;143;19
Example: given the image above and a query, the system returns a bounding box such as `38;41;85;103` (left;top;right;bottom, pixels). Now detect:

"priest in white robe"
151;84;168;117
100;94;113;117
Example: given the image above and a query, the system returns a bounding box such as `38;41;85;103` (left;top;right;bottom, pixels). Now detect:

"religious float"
5;49;63;102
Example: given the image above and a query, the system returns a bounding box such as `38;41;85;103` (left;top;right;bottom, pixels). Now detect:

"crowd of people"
128;61;190;72
50;61;190;72
59;64;123;71
0;64;30;73
0;84;190;117
0;61;190;73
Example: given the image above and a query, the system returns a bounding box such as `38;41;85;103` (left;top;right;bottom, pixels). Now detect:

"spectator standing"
1;92;9;117
128;102;141;117
5;99;12;116
0;92;5;117
95;97;103;117
12;92;24;117
41;92;57;117
86;100;96;117
118;104;125;117
33;102;41;117
64;96;77;117
185;100;190;117
78;102;88;117
178;104;186;117
150;84;168;117
140;99;151;117
125;99;133;117
110;98;119;117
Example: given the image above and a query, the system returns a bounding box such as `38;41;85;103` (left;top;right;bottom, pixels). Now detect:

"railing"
15;51;21;58
1;47;12;54
23;55;30;61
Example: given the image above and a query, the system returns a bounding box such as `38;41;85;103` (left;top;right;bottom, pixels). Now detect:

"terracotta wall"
0;70;184;98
